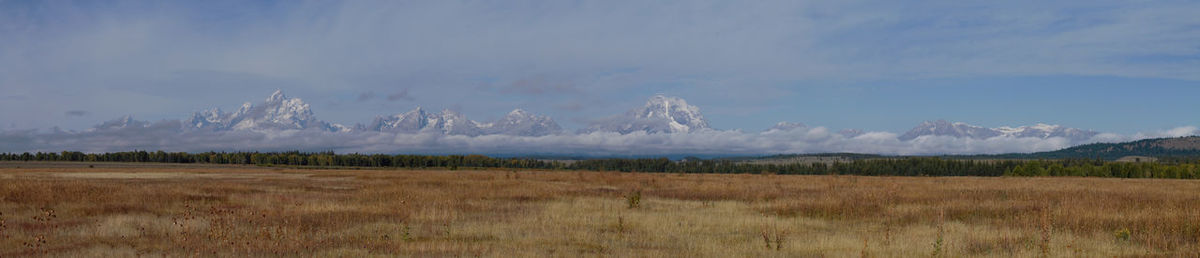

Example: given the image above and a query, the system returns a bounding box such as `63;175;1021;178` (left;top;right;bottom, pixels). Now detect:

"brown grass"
1;164;1199;256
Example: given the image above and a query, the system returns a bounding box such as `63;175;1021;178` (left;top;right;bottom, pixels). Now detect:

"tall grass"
0;165;1198;256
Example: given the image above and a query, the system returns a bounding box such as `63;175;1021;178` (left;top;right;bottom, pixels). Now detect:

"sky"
1;1;1199;155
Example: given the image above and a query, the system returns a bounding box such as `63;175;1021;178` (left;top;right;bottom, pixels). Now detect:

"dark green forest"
967;136;1200;160
3;150;1200;179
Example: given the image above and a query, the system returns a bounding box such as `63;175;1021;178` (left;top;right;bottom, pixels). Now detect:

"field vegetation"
1;162;1199;256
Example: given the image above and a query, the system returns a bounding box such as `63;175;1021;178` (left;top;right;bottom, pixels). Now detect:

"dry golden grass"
1;164;1199;257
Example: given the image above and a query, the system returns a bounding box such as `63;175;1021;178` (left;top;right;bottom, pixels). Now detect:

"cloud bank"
3;124;1195;156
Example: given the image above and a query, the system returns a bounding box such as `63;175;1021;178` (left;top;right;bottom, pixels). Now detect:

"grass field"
1;162;1199;257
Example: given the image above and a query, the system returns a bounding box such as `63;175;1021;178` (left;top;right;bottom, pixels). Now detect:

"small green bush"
1114;228;1131;242
626;190;641;209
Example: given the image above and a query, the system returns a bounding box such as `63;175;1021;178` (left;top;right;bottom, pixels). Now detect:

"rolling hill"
744;136;1200;162
1012;136;1200;160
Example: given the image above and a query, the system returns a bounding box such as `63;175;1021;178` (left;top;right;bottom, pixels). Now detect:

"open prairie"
1;162;1199;257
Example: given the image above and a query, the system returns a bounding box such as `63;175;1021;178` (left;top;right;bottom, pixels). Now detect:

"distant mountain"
764;122;866;138
582;95;710;134
186;108;225;130
365;107;482;135
365;107;561;136
765;122;807;132
995;124;1098;141
86;115;184;134
479;109;563;136
76;91;1130;147
838;129;865;138
90;115;150;131
900;120;1097;142
185;90;350;132
899;120;1001;140
744;137;1200;161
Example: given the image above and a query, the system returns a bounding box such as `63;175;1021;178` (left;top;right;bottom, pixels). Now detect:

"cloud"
502;75;578;95
386;89;414;102
3;122;1190;156
64;110;89;117
556;102;585;112
1;95;28;101
356;92;375;102
1130;126;1200;139
1163;126;1200;138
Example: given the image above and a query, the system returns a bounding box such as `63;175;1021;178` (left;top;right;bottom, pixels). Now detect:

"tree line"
2;151;1199;179
567;157;1019;176
0;151;558;170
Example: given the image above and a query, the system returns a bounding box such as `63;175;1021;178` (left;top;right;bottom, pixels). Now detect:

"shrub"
626;190;641;209
1114;228;1131;242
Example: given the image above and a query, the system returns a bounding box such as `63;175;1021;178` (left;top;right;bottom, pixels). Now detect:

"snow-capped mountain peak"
901;120;1097;142
1031;123;1059;131
65;91;1126;151
266;89;287;103
899;120;999;141
488;108;562;136
996;123;1057;134
92;115;150;131
365;107;559;136
639;95;708;130
367;107;428;133
583;95;710;134
507;108;529;117
185;90;347;132
435;109;479;135
228;90;319;131
187;108;225;128
995;123;1095;140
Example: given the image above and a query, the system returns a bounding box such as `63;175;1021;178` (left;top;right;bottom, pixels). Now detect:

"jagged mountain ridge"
91;115;151;131
175;89;559;136
364;107;482;135
900;120;1098;142
362;107;562;136
481;109;564;136
85;91;1111;141
184;90;350;132
581;95;710;134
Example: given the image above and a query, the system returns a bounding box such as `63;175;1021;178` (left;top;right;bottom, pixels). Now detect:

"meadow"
1;162;1198;257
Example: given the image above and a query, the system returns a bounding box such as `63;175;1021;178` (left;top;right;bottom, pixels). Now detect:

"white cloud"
1164;126;1200;138
1129;126;1200;140
4;124;1196;156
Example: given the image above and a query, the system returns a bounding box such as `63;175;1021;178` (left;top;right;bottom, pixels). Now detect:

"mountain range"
185;90;350;132
89;90;1103;142
363;107;562;136
579;95;710;134
898;120;1099;142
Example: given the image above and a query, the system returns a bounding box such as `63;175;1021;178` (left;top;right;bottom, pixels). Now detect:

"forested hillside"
979;136;1200;160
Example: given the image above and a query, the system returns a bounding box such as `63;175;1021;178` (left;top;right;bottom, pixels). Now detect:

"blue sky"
1;0;1198;135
